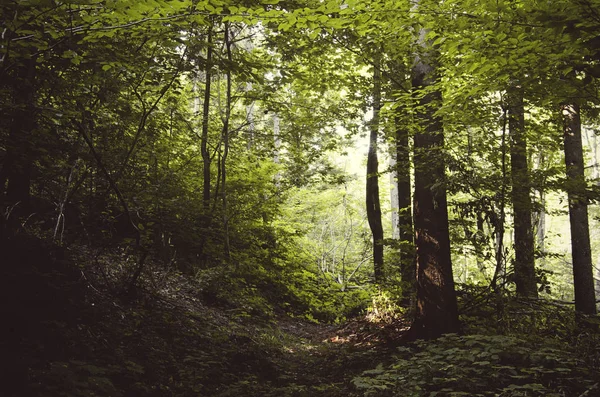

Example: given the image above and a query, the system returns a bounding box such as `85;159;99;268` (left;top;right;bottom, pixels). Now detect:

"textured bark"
562;103;597;315
508;89;538;298
410;48;459;339
366;56;384;283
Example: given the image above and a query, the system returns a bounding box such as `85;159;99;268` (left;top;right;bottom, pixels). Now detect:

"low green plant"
353;334;600;396
366;287;405;323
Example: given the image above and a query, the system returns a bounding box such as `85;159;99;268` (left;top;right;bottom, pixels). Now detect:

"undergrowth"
354;333;599;396
354;290;600;397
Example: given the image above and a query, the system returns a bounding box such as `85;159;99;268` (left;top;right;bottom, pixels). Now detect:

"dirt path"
255;317;410;397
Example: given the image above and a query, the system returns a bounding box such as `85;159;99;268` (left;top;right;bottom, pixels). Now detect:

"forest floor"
262;315;410;396
6;234;600;397
1;234;409;397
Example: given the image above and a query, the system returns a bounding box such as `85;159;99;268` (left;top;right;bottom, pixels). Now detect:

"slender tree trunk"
492;106;509;290
562;103;597;314
366;55;384;283
535;152;546;267
246;82;255;150
508;88;538;298
221;22;232;259
395;112;415;302
475;213;485;271
201;22;214;211
273;113;281;184
240;31;255;151
390;154;399;240
409;31;459;339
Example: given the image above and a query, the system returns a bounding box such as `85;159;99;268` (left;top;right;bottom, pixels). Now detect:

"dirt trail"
258;317;410;397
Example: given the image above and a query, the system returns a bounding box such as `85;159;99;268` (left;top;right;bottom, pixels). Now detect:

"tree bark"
409;36;459;339
491;106;509;290
221;22;232;259
562;103;597;315
366;55;384;283
390;155;399;240
535;152;547;267
508;88;538;298
395;112;415;302
201;22;214;211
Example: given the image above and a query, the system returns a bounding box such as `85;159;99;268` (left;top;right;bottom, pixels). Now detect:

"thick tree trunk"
508;89;538;298
366;56;384;283
409;45;459;339
562;103;597;315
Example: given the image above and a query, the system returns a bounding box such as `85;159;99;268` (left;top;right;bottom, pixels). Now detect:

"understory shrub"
353;333;600;396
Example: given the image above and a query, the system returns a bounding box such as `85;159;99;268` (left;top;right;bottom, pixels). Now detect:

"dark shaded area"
0;232;384;397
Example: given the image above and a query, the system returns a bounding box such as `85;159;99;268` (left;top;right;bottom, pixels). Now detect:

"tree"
394;109;415;302
409;19;459;339
507;88;538;298
366;54;384;284
562;103;597;314
387;64;415;302
199;19;215;214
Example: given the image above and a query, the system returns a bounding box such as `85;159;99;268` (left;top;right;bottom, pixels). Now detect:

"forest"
2;0;600;395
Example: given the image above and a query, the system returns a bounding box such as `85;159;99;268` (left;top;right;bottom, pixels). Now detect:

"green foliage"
285;269;371;323
353;333;600;397
4;2;600;395
365;287;405;323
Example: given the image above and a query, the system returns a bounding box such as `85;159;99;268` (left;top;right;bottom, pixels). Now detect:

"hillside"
1;232;401;396
2;232;600;397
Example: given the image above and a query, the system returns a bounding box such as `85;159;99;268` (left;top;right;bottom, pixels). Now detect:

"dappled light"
2;0;600;396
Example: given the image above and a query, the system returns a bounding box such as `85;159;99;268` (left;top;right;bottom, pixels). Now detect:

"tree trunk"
273;113;281;185
221;22;232;259
201;22;214;211
409;36;459;339
535;152;546;267
246;82;255;150
395;112;415;303
492;106;509;290
508;89;538;298
390;155;399;240
562;103;597;315
366;55;384;283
